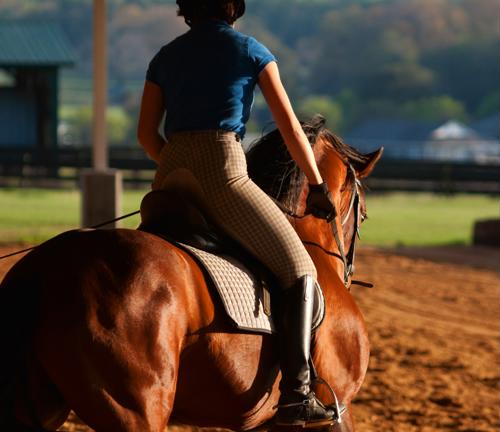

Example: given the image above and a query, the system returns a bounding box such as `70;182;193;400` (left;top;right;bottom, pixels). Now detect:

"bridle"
271;164;364;288
333;164;362;286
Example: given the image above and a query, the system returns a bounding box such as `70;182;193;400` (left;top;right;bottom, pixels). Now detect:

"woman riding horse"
137;0;338;428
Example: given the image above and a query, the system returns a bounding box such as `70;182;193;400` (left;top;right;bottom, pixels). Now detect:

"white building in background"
423;120;500;163
346;115;499;163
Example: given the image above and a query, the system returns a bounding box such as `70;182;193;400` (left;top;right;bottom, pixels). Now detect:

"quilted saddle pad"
177;242;325;335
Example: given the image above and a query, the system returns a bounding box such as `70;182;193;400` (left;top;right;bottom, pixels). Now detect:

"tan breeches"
152;130;317;290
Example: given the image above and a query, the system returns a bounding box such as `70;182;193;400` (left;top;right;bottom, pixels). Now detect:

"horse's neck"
293;157;349;285
294;217;346;284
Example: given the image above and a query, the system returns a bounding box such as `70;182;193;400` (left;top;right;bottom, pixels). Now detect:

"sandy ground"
0;244;498;432
351;246;499;432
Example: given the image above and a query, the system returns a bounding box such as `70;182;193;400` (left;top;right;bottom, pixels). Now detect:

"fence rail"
365;159;500;193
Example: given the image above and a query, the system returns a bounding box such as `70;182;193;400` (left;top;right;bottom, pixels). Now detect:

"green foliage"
400;96;467;122
108;107;135;145
0;188;144;245
60;105;134;146
310;0;498;123
1;0;498;132
335;90;362;131
476;91;500;118
59;105;92;146
363;63;436;101
423;39;500;112
298;96;343;131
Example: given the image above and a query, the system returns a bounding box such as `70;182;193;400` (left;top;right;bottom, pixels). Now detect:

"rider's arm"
258;61;323;186
137;81;166;164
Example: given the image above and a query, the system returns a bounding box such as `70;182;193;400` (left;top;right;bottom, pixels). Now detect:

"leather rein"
271;164;370;289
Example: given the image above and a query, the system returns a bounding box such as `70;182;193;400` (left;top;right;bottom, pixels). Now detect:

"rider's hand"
305;182;337;222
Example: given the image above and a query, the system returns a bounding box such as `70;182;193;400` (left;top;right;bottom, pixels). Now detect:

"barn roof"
0;21;75;67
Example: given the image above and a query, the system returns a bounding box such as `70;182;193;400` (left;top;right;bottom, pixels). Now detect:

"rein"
0;211;140;261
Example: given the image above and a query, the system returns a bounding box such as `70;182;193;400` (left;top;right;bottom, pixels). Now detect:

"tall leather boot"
274;275;336;428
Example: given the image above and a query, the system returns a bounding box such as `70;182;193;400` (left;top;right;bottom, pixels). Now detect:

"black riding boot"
274;275;336;428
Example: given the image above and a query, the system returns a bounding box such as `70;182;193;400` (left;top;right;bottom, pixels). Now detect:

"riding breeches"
152;130;317;290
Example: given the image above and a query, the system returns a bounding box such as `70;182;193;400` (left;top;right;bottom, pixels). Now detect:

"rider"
137;0;337;427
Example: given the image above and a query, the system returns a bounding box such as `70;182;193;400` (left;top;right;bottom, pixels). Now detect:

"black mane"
246;115;369;210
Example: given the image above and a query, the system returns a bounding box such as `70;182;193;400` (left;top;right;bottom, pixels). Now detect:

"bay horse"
0;117;382;432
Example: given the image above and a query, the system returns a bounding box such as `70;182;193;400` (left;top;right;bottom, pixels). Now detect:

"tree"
401;96;467;122
362;63;436;101
59;106;134;147
4;0;498;131
476;91;499;118
424;39;500;113
109;4;185;81
298;96;343;131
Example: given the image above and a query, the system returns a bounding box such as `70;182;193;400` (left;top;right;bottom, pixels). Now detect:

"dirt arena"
0;245;498;432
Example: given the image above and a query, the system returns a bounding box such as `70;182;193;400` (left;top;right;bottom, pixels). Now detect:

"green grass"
361;192;499;246
0;189;498;247
0;188;147;245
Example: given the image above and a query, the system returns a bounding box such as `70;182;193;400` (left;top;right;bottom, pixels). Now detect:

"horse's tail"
0;252;40;428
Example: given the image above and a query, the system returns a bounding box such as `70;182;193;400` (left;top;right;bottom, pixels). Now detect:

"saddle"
139;177;325;334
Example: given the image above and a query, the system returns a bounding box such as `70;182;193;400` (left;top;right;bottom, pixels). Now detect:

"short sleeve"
146;48;163;86
247;37;276;75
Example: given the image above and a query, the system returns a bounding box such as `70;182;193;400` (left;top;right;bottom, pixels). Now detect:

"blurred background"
0;0;498;246
0;1;498;431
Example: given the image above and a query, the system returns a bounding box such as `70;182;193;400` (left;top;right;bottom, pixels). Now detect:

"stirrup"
274;392;327;410
274;392;338;429
313;377;346;423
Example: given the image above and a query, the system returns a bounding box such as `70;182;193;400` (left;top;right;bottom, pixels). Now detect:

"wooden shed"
0;21;75;176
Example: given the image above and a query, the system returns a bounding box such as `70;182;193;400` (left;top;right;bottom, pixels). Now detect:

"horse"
0;117;382;432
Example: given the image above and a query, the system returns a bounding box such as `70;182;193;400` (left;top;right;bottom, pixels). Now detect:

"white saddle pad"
178;242;325;335
180;243;275;333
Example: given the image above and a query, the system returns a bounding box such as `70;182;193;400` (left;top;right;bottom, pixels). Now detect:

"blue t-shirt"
146;20;276;139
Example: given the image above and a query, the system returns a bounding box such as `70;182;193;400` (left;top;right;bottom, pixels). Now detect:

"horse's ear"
356;147;384;179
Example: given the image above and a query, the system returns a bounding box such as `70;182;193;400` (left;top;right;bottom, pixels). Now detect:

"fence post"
81;0;123;229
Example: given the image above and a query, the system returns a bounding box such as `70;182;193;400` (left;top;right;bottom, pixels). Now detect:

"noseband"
271;164;362;288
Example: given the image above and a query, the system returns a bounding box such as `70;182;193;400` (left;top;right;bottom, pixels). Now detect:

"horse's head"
246;115;382;285
311;121;383;281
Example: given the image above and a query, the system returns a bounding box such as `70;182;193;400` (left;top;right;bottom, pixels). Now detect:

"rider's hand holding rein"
305;183;337;222
258;62;336;221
